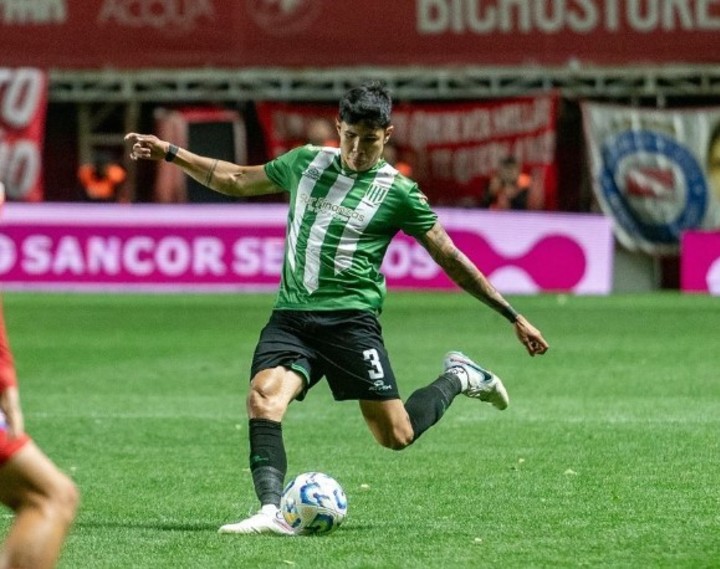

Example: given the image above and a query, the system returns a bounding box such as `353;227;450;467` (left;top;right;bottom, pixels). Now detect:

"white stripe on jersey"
334;164;398;274
303;172;356;293
286;149;337;271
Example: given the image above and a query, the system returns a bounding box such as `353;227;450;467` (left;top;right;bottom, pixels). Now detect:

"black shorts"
251;309;400;402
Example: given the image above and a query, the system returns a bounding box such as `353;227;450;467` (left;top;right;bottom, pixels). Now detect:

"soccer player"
125;81;549;535
0;300;79;568
0;183;79;566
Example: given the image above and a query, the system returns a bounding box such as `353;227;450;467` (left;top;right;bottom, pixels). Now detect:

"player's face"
336;120;393;172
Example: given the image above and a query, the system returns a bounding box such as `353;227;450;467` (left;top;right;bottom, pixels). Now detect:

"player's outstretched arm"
418;222;549;357
124;133;283;198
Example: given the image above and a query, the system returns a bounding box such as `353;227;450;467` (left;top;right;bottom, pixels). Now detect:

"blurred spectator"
306;118;337;147
383;142;413;177
77;154;128;203
482;155;533;210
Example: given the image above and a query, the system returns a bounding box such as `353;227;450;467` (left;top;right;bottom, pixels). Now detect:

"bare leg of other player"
0;442;79;569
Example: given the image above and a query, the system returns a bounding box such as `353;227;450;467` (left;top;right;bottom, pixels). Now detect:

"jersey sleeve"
263;146;309;192
397;183;438;237
0;304;17;391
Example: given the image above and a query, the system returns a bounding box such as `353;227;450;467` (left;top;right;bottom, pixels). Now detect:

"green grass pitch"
1;291;719;568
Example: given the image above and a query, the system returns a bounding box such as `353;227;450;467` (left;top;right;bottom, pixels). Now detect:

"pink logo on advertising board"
453;231;586;290
385;231;589;293
386;210;612;294
681;231;720;294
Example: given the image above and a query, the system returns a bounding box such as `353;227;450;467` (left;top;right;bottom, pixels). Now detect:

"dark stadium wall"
42;103;79;202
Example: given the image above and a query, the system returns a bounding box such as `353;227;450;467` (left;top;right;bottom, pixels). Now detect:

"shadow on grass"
76;520;218;532
75;520;373;535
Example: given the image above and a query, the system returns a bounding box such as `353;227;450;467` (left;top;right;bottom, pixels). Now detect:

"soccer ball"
280;472;348;535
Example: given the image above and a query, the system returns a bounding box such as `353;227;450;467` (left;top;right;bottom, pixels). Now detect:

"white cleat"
218;504;295;536
443;351;509;410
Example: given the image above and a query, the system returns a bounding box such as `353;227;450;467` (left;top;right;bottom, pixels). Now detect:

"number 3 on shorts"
363;348;385;380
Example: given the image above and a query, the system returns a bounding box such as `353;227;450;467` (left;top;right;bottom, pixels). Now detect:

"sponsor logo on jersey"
301;167;322;181
369;379;393;393
299;192;365;223
600;130;708;244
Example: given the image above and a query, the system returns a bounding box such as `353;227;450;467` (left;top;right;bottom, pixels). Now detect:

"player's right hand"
124;133;169;162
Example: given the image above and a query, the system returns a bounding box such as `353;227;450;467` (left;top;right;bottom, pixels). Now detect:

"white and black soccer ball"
280;472;348;535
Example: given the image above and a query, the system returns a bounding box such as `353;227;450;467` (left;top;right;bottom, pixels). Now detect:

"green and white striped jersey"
264;144;438;312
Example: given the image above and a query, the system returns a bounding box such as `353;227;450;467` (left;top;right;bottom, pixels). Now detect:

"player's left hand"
513;315;549;357
0;386;25;438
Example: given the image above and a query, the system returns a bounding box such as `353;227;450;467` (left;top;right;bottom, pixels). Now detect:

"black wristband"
501;305;519;323
164;144;179;163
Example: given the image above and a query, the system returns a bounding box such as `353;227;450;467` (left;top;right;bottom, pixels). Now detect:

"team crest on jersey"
363;184;389;206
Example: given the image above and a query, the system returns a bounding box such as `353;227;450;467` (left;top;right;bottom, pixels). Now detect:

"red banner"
0;69;47;202
0;1;718;68
257;95;559;208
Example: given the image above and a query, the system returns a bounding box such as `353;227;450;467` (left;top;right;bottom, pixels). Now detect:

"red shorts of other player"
0;429;31;466
0;311;31;466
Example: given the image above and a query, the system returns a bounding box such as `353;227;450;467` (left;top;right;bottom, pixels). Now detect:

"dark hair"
338;81;392;129
500;155;519;167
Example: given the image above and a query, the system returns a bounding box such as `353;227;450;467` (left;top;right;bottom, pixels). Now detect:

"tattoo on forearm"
204;159;218;187
421;226;508;313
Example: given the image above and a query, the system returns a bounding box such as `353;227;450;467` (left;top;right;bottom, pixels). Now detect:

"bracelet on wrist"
165;144;179;163
500;305;519;324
